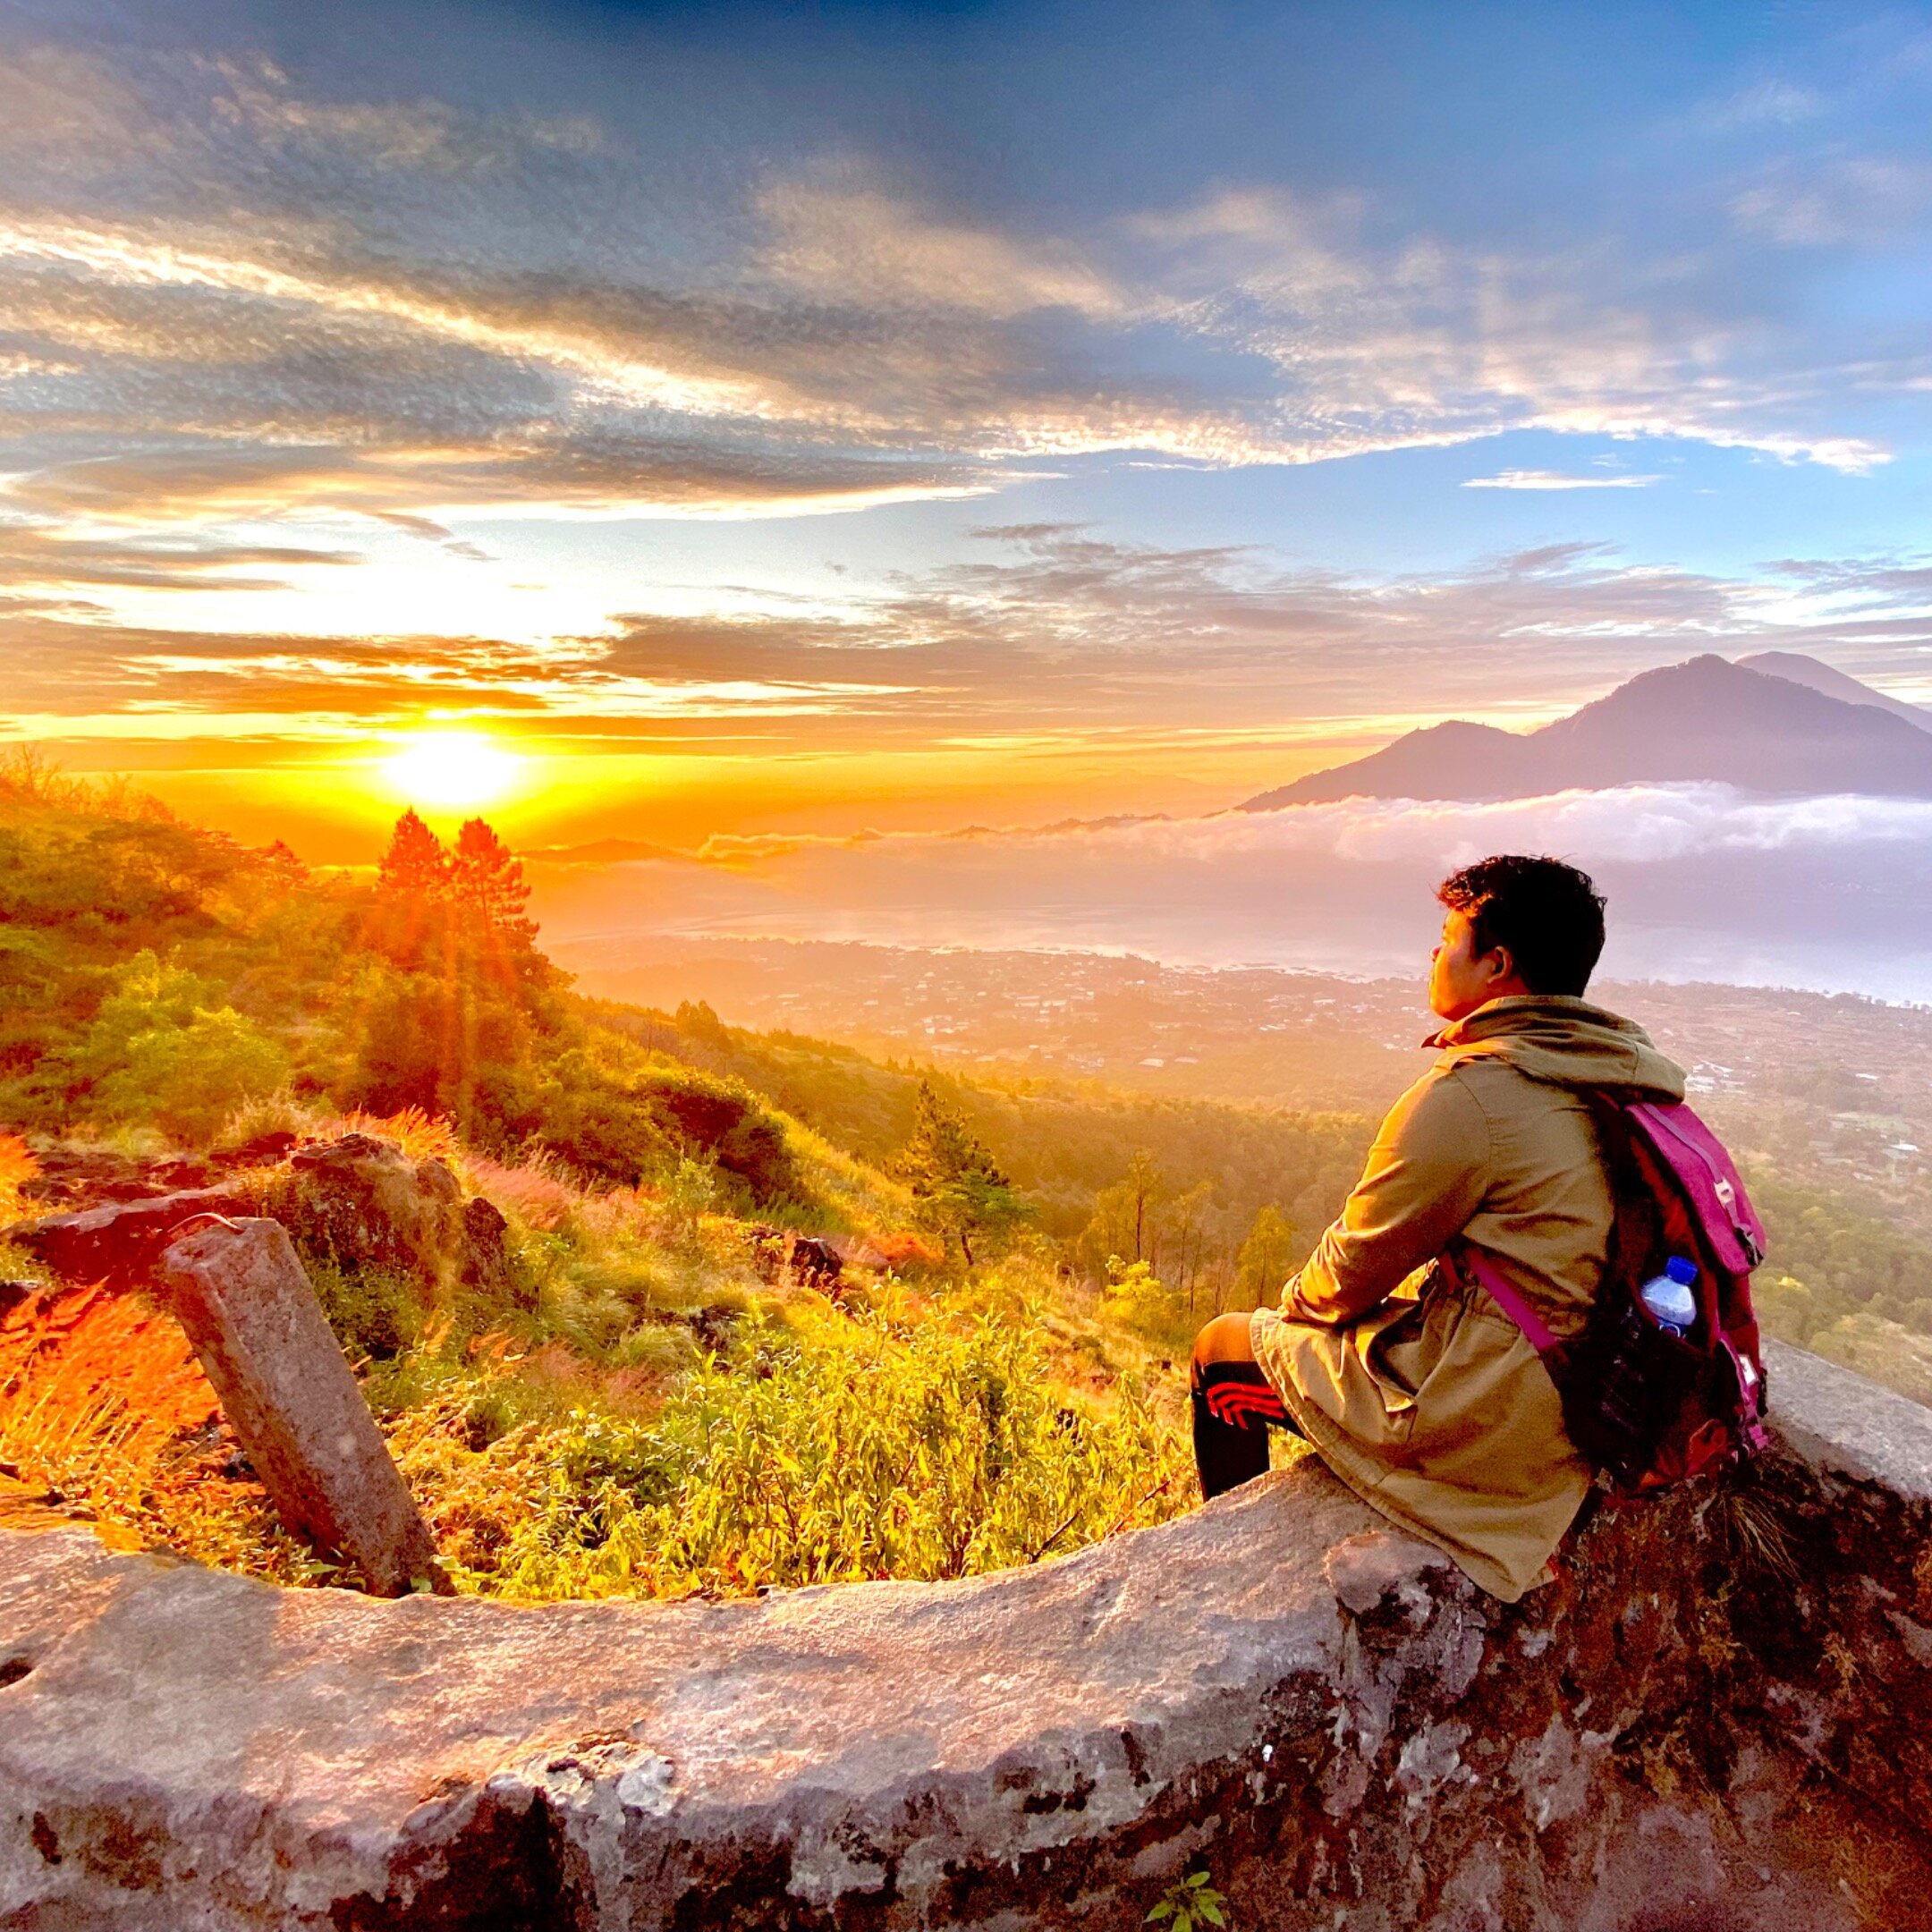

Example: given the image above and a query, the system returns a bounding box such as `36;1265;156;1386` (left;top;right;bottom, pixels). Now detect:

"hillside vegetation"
0;758;1362;1596
6;755;1928;1600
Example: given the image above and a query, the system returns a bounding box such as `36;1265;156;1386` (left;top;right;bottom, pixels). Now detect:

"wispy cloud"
0;517;359;591
1463;470;1664;490
1121;182;1897;474
759;167;1129;322
13;526;1932;758
1732;158;1932;246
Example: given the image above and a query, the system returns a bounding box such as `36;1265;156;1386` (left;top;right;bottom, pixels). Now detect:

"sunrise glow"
382;735;524;809
8;0;1932;874
16;10;1932;1866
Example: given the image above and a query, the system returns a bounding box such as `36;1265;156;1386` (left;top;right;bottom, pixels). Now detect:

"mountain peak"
1241;655;1932;809
1737;651;1932;733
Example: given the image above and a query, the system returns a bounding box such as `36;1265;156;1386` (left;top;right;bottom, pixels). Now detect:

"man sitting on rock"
1189;853;1685;1601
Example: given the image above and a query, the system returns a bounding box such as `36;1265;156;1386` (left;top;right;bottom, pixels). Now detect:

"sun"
382;734;523;808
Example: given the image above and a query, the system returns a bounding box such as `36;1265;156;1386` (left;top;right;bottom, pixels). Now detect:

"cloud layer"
532;782;1932;1000
4;4;1932;795
4;15;1928;545
11;521;1932;758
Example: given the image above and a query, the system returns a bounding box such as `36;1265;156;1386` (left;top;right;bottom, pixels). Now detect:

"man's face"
1428;906;1510;1022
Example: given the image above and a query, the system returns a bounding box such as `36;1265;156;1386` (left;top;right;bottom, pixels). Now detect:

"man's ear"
1483;944;1516;987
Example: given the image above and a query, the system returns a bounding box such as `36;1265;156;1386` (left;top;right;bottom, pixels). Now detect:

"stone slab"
2;1352;1930;1928
155;1218;448;1598
1763;1335;1932;1502
11;1188;240;1292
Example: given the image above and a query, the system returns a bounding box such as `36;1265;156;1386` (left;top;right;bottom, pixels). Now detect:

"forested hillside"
0;758;1360;1596
6;753;1930;1605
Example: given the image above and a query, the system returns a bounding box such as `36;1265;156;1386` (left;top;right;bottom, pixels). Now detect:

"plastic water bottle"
1639;1256;1699;1336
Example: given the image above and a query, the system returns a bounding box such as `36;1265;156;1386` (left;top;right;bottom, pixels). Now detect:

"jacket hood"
1427;995;1685;1102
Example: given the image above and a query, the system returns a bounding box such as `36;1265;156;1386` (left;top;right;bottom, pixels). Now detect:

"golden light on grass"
382;733;523;808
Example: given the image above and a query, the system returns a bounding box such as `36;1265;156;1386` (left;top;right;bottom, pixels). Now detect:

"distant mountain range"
1241;653;1932;809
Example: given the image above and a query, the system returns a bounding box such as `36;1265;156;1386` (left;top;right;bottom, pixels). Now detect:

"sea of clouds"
532;784;1932;1000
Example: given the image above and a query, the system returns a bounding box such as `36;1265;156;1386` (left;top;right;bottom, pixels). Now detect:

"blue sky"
4;0;1932;848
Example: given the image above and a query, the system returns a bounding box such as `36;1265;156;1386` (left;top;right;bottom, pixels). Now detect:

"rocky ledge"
3;1337;1931;1931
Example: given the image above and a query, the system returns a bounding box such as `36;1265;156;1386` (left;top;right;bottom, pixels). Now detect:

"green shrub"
1102;1258;1194;1352
532;1048;676;1185
309;1260;420;1363
640;1067;801;1204
60;951;290;1140
417;1301;1189;1600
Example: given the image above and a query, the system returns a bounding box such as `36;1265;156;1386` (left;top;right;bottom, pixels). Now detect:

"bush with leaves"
61;951;290;1139
1146;1870;1229;1932
394;1293;1190;1600
1102;1256;1192;1350
640;1065;801;1204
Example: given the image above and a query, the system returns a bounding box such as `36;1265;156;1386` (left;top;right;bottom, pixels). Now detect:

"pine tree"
377;809;449;898
368;810;451;968
450;817;538;953
899;1080;1024;1266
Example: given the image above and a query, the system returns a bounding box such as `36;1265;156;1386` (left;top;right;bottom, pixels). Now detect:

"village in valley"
557;932;1932;1208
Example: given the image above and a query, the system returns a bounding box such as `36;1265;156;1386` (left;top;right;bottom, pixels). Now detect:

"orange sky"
122;729;1373;864
9;5;1932;865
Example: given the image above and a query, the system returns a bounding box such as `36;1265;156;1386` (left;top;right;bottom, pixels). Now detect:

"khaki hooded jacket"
1250;995;1686;1601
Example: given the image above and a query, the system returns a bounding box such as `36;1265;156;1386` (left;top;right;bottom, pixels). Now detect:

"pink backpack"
1460;1096;1771;1495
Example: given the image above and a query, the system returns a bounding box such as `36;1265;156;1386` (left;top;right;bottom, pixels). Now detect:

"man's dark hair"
1436;854;1606;996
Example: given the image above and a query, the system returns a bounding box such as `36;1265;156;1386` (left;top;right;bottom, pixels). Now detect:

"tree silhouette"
451;817;537;954
377;809;449;898
368;810;452;967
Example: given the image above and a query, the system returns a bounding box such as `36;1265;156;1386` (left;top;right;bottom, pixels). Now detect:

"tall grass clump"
393;1293;1190;1601
0;1288;322;1581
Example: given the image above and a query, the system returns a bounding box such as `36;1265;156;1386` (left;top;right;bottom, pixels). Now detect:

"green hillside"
0;757;1362;1596
8;753;1930;1601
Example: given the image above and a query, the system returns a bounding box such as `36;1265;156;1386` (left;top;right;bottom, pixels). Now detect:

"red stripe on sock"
1206;1384;1289;1425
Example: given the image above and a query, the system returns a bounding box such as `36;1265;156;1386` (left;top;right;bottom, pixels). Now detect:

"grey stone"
1322;1527;1449;1616
154;1218;448;1599
1;1357;1930;1928
1764;1335;1932;1500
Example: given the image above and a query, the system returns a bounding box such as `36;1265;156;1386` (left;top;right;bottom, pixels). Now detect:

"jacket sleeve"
1283;1068;1492;1326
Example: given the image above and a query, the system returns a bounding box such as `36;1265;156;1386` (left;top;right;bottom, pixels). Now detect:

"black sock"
1191;1385;1271;1499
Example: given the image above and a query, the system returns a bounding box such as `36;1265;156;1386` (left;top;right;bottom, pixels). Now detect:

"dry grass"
334;1106;463;1164
0;1132;38;1225
0;1283;320;1579
465;1154;580;1231
0;1111;1195;1600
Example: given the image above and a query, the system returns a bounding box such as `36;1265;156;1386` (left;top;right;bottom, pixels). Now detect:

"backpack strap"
1452;1241;1561;1356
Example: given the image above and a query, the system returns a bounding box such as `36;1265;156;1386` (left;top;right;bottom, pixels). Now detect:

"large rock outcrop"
11;1134;516;1309
2;1339;1930;1930
263;1135;515;1306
